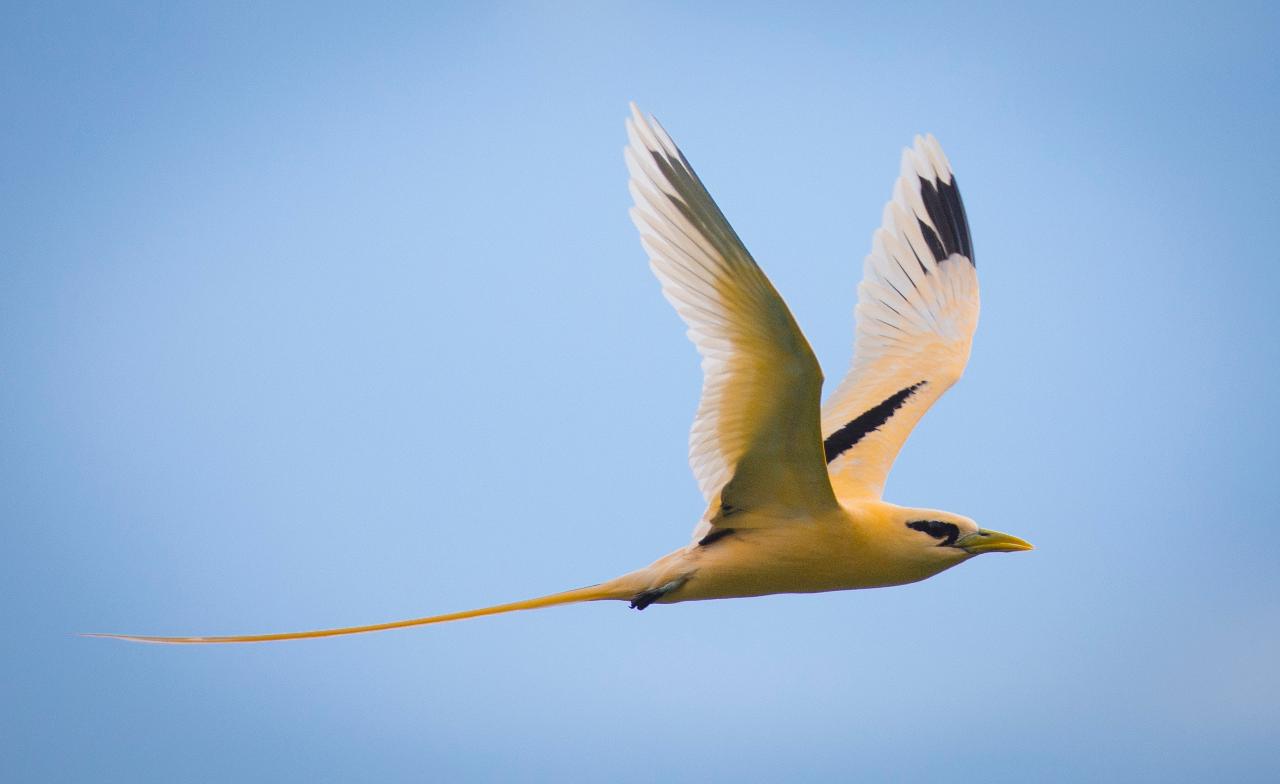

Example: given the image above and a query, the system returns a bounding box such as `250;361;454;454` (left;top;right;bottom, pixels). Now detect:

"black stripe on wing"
917;175;974;266
824;381;928;464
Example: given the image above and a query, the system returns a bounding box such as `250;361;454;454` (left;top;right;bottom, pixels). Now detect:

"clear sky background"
4;2;1279;781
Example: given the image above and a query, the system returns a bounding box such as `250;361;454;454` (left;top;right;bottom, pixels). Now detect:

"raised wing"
821;135;979;501
625;104;839;531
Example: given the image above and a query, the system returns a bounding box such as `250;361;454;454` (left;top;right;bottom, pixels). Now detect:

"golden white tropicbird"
91;104;1031;644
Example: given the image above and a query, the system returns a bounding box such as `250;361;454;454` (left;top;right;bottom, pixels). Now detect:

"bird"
88;103;1031;644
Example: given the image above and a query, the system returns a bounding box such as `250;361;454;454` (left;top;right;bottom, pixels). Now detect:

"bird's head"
888;507;1033;565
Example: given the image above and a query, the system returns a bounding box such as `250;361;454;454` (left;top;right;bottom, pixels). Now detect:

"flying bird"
90;104;1030;644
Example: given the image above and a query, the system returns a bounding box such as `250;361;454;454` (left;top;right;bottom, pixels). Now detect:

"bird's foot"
629;578;686;611
629;589;664;611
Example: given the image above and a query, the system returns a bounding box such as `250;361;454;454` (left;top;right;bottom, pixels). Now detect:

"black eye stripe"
906;520;960;547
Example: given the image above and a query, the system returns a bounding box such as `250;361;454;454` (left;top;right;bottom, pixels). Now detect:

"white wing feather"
626;104;838;533
821;135;980;501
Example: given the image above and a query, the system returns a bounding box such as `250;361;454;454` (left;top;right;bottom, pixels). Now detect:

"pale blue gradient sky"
4;2;1279;781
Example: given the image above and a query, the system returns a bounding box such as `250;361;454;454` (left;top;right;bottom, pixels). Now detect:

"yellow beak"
956;529;1034;554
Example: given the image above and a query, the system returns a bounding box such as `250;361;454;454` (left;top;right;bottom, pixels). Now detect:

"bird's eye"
906;520;960;547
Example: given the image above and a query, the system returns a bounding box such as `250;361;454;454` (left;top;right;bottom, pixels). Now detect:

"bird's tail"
83;582;628;644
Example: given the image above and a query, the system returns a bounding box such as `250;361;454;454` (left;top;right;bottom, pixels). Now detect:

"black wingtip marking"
916;217;947;262
947;176;974;265
824;381;927;464
918;174;974;266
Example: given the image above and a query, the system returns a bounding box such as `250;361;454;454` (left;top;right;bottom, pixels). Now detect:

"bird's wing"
821;135;979;501
626;104;839;535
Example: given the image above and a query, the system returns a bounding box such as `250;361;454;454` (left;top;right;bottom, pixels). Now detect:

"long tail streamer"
84;583;616;644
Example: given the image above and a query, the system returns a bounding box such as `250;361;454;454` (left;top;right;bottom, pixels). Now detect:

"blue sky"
3;2;1278;781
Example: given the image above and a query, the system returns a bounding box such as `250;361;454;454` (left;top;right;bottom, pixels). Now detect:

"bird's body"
91;104;1031;645
613;502;975;607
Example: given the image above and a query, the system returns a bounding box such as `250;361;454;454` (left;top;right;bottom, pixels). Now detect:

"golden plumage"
88;104;1030;645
